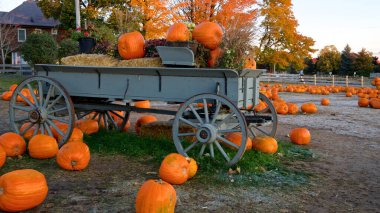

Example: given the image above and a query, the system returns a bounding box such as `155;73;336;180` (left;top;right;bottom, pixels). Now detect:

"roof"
0;0;59;27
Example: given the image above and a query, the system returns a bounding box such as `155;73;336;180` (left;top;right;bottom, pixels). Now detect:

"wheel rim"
75;109;130;131
248;93;278;137
9;76;75;147
172;93;248;166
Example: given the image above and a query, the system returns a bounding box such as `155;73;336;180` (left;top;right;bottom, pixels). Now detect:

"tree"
0;17;20;69
352;48;374;77
315;45;341;74
21;32;58;66
340;44;353;75
257;0;315;72
304;57;316;74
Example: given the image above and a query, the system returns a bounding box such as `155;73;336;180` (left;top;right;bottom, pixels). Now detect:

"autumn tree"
352;48;374;77
339;44;353;75
257;0;315;72
316;45;341;74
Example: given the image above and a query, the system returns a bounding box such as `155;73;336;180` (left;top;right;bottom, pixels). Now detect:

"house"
0;0;60;65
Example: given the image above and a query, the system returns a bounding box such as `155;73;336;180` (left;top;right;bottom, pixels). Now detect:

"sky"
1;0;379;57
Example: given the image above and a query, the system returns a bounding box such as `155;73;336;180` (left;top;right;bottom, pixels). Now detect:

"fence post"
313;74;317;85
332;75;335;86
361;76;364;87
345;76;348;87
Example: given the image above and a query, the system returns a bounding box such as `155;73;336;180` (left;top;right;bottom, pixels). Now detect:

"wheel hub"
196;124;217;144
28;108;48;123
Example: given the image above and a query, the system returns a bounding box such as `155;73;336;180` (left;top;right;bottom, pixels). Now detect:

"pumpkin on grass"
20;122;38;140
187;158;198;179
135;115;157;134
290;128;311;145
118;31;145;60
0;146;5;168
1;91;12;101
224;132;252;150
252;136;278;154
301;103;318;114
166;23;190;42
56;142;90;171
0;169;48;212
75;119;99;135
192;21;223;50
0;132;26;157
159;153;189;185
28;134;58;159
58;127;84;143
135;179;176;213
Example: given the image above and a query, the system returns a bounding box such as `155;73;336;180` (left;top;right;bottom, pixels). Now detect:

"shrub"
21;32;58;65
58;39;79;60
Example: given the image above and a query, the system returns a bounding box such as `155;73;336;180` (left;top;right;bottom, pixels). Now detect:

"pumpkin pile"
0;84;36;105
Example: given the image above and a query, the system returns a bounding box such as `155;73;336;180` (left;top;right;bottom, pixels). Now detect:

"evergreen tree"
353;48;374;77
340;44;353;75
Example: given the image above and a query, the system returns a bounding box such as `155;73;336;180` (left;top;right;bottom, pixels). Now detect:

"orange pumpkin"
135;100;151;109
75;119;99;135
0;169;48;212
187;158;198;179
135;115;157;134
120;120;131;132
1;91;12;101
321;98;330;106
224;132;252;150
287;103;299;114
58;127;83;143
159;153;189;185
301;103;318;114
20;122;38;140
166;23;190;42
244;56;257;69
208;47;222;67
290;128;311;145
192;21;223;50
358;98;369;107
369;98;380;109
251;136;278;154
28;134;59;159
56;142;91;171
275;102;288;115
135;179;176;213
0;132;26;157
51;121;68;139
118;31;145;60
9;84;18;91
0;146;6;168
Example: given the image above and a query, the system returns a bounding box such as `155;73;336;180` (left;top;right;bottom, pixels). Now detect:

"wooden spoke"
216;135;240;149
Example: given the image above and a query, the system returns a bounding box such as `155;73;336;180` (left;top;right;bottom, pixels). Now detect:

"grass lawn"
0;73;27;92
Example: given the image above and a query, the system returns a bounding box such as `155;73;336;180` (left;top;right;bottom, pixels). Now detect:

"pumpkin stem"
71;160;77;166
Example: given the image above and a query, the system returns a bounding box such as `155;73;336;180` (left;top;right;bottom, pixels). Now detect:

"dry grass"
117;57;163;67
61;54;119;66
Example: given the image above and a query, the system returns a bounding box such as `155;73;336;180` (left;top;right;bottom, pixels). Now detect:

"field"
0;76;379;212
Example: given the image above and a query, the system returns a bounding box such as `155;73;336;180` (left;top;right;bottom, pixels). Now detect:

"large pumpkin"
166;23;190;42
187;158;198;179
369;98;380;109
252;136;278;154
0;146;6;168
224;132;252;150
0;132;26;157
56;142;90;171
289;128;311;145
301;103;318;114
118;31;145;60
192;21;223;50
75;119;99;135
135;179;176;213
159;153;189;185
28;134;59;159
135;115;157;134
0;169;48;212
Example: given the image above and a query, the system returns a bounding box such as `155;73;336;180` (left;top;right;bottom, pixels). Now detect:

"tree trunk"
1;48;5;70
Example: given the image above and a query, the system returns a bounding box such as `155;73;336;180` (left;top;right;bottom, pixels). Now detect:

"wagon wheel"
247;93;278;137
9;76;75;147
75;109;130;131
172;93;248;166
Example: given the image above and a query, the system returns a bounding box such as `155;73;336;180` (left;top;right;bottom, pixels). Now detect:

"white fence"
260;73;372;87
0;64;32;75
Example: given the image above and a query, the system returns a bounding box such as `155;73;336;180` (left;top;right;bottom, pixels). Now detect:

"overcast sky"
1;0;379;57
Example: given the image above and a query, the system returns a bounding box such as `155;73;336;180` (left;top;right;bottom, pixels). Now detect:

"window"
34;29;42;33
51;28;58;35
18;28;26;42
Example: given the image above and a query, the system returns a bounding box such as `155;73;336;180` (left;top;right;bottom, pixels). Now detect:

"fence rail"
0;64;32;75
260;73;372;87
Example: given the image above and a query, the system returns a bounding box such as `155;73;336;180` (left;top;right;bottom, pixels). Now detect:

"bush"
21;32;58;65
58;39;79;60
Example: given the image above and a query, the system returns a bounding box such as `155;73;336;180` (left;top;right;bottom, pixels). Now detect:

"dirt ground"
0;92;379;212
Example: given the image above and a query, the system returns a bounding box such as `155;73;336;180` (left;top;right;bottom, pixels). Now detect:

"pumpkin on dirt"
134;100;151;109
289;128;311;145
274;102;288;115
369;98;380;109
321;98;330;106
287;103;299;114
166;23;190;42
0;146;6;168
135;115;158;134
135;179;176;213
75;119;99;135
1;91;12;101
192;21;223;50
56;142;90;171
28;134;59;159
187;158;198;179
51;121;68;139
301;103;318;114
118;31;145;60
20;122;38;140
224;132;252;150
159;153;189;185
252;136;278;154
358;98;369;107
0;132;26;157
0;169;48;212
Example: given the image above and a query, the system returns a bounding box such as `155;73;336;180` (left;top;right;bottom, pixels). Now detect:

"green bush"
58;38;79;60
21;32;58;65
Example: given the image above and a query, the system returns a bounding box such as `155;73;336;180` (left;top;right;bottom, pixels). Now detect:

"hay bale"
61;54;119;66
118;57;163;67
140;120;195;141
